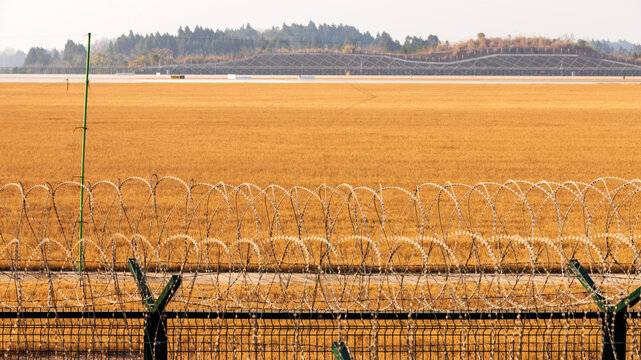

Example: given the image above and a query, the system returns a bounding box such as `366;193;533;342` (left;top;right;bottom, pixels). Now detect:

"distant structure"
4;49;641;76
147;51;641;76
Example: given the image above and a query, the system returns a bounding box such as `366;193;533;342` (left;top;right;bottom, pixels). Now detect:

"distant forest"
12;22;641;67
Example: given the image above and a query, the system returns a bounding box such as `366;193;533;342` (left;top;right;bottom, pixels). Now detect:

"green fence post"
569;259;641;360
332;342;352;360
128;259;182;360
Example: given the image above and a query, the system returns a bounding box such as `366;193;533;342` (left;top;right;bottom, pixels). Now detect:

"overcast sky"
1;0;640;51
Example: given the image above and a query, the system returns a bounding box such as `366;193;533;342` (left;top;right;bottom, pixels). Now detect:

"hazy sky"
1;0;640;51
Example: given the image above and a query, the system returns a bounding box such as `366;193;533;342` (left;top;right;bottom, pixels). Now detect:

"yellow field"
0;83;639;358
1;82;641;187
1;82;640;309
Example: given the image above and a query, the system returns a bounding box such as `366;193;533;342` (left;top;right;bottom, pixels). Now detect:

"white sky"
1;0;640;51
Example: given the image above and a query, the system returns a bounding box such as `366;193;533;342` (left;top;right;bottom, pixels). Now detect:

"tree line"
19;22;641;67
23;40;88;67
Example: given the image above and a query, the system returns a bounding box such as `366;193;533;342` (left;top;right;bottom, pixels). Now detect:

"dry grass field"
1;82;640;187
1;82;640;309
0;82;639;356
2;82;641;265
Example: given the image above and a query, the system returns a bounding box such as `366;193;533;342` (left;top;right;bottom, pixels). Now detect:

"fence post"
145;311;168;360
569;259;641;360
128;258;182;360
601;310;626;360
332;342;352;360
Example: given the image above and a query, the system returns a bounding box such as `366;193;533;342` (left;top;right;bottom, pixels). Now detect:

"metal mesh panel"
0;312;144;359
0;311;606;359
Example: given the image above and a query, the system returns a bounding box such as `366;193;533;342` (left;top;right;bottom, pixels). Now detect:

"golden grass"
1;83;641;272
1;82;640;187
3;81;635;357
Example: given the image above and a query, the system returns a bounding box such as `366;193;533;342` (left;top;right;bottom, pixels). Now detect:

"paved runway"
1;74;639;84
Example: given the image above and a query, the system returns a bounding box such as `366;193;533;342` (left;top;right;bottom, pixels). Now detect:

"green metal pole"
79;33;91;275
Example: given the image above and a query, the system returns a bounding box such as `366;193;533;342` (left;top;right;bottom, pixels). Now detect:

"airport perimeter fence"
4;177;641;358
3;309;640;359
3;48;641;76
0;66;136;75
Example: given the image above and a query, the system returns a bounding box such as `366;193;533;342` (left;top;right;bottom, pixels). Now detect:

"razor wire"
2;176;641;313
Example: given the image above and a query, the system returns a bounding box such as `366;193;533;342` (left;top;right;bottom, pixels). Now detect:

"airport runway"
0;74;639;84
